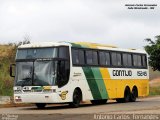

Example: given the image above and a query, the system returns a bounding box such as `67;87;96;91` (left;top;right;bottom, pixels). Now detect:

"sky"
0;0;160;49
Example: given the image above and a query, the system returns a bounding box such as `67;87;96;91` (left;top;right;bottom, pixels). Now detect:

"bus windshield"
15;60;57;86
16;48;58;59
14;46;70;87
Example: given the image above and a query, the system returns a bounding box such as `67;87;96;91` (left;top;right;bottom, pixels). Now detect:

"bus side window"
127;54;132;66
137;55;142;67
122;53;128;66
111;52;117;66
72;49;85;65
86;50;93;65
79;50;85;65
122;53;132;67
111;52;122;66
99;51;105;65
72;49;79;64
133;54;138;67
59;47;69;60
92;51;98;65
105;52;110;66
142;55;147;67
117;53;122;66
133;54;142;67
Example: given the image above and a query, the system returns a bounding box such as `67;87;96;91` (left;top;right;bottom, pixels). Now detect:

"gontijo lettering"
113;70;132;76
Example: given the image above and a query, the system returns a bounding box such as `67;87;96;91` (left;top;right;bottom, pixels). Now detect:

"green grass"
0;45;15;96
149;86;160;96
0;58;14;96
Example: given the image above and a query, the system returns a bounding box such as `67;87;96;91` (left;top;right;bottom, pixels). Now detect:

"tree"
144;35;160;71
17;34;31;46
7;34;31;63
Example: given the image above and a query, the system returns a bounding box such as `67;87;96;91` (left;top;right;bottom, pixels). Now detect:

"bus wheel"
35;103;46;109
91;99;107;105
69;89;82;108
130;87;138;102
116;98;124;103
116;88;130;103
123;87;130;102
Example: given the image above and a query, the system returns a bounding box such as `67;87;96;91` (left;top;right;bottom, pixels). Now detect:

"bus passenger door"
57;60;70;88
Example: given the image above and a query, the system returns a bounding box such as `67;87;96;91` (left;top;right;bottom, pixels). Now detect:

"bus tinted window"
79;50;85;65
137;55;142;66
86;50;93;65
93;51;98;65
59;47;69;59
72;49;85;65
122;53;132;67
111;52;121;66
72;49;79;64
16;48;58;59
117;53;122;66
133;54;142;67
128;54;132;66
72;47;147;69
105;52;110;65
111;52;117;66
99;52;105;65
122;53;128;66
142;55;147;67
99;51;110;66
133;54;138;66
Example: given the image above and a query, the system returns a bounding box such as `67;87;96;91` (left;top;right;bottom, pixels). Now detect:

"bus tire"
116;98;124;103
123;87;131;102
69;89;82;108
116;87;130;103
91;99;107;105
130;87;138;102
35;103;46;109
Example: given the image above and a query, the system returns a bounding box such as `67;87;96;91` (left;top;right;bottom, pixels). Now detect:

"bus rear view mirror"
10;64;15;77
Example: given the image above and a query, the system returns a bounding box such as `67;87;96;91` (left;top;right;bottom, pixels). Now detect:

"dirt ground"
149;78;160;87
0;96;160;120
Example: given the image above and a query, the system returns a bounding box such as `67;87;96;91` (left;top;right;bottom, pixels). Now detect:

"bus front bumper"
14;93;61;103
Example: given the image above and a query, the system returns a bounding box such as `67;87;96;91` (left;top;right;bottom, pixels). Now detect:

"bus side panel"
100;68;117;99
115;79;149;98
137;79;149;97
91;67;109;99
107;68;149;99
69;67;94;101
54;67;94;103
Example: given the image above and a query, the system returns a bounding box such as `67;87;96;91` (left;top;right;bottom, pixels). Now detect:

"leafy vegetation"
145;35;160;71
0;40;30;96
0;45;16;96
145;35;160;96
149;86;160;96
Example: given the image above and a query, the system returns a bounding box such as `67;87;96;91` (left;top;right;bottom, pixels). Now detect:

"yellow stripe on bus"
100;68;117;98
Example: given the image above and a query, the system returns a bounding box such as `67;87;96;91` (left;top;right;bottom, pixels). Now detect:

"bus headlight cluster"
14;90;22;93
43;89;56;93
15;96;22;102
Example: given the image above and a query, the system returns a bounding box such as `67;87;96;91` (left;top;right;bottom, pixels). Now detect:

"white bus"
10;42;149;108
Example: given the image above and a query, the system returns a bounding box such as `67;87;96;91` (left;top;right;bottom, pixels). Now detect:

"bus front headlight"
14;90;22;93
15;96;22;102
43;89;56;93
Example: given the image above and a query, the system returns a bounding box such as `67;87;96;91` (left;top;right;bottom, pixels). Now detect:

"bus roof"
18;41;146;54
69;42;146;54
18;42;70;48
